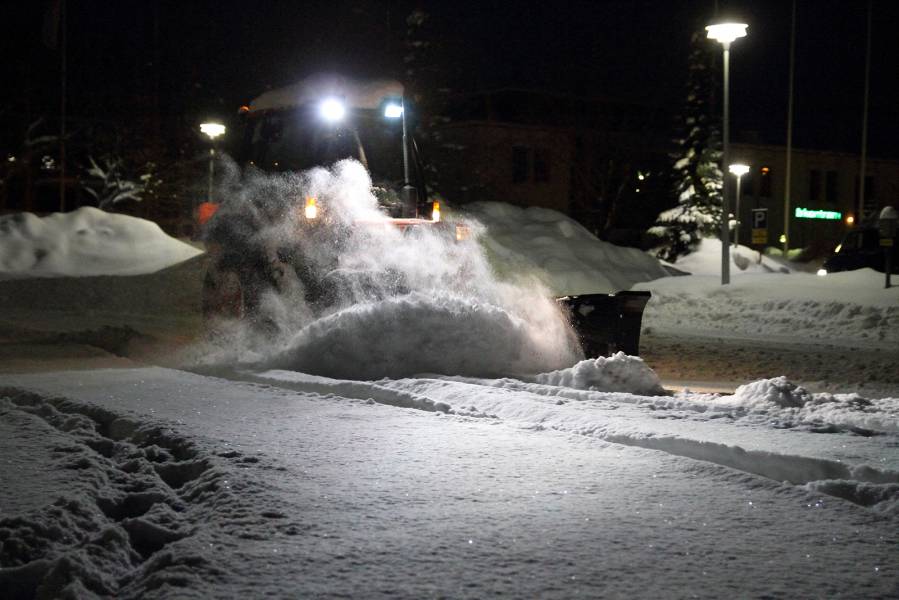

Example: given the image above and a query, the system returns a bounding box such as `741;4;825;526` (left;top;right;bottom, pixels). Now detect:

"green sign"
795;207;842;220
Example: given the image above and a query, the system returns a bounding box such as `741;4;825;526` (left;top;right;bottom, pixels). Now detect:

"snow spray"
190;158;582;378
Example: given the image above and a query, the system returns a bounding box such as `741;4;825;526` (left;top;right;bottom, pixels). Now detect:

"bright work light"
319;98;346;122
384;103;403;119
706;22;748;45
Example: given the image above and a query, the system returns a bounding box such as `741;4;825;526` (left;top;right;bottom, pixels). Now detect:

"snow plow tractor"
201;74;469;332
200;73;651;357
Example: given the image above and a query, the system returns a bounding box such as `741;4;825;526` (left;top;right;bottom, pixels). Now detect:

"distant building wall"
430;121;574;213
730;143;899;250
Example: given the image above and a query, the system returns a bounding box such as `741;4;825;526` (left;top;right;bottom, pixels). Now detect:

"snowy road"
2;367;897;598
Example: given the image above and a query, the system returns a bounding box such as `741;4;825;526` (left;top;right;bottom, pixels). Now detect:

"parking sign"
751;208;768;245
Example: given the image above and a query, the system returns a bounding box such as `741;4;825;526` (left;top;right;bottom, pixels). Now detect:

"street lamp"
200;122;226;208
729;163;750;247
707;20;748;285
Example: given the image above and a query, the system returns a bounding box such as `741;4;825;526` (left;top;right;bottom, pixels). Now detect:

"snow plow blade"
557;291;652;358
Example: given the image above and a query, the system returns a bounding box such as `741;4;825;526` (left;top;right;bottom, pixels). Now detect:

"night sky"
4;0;898;157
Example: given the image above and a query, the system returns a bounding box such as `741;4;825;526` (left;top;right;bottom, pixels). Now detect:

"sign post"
879;206;897;288
751;208;768;264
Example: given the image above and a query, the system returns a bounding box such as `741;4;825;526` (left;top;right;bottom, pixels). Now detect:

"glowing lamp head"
200;122;226;140
305;197;318;220
706;22;748;45
816;269;828;277
431;200;441;222
319;98;346;122
846;215;855;226
729;163;750;177
384;103;404;119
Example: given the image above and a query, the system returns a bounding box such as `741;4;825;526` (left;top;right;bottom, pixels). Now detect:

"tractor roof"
248;74;404;113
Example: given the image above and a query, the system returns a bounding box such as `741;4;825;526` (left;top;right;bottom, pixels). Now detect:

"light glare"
384;103;404;119
319;98;346;122
200;122;226;139
817;269;828;277
706;22;748;44
729;163;750;176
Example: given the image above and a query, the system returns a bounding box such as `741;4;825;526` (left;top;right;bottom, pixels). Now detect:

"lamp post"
199;122;226;209
729;163;750;247
707;21;748;285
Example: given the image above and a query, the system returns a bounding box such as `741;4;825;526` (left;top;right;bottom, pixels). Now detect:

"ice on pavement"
0;206;201;278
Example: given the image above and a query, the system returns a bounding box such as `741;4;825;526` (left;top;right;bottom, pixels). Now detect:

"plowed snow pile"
462;202;668;295
267;292;578;379
0;206;201;278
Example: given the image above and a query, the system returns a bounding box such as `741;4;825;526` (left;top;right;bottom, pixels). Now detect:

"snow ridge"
242;372;899;515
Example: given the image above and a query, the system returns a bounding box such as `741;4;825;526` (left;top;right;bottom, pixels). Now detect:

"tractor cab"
237;74;431;219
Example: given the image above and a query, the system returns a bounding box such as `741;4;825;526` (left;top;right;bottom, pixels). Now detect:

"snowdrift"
667;237;789;276
0;207;202;278
462;202;668;295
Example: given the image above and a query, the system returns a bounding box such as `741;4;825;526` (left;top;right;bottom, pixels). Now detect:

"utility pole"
59;0;67;212
783;0;796;255
858;0;872;220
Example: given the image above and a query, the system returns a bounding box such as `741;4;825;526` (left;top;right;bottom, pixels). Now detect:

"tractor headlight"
817;268;827;277
319;98;346;122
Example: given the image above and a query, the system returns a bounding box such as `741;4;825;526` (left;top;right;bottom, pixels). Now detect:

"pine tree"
649;31;723;262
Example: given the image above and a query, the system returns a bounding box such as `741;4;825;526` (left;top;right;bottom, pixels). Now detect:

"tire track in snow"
232;370;899;514
0;386;305;598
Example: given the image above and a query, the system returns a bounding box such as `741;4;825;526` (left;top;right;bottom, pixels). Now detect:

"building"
730;143;899;252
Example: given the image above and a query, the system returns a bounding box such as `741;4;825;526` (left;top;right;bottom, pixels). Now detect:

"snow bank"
463;202;668;295
534;352;664;396
634;268;899;347
0;207;202;278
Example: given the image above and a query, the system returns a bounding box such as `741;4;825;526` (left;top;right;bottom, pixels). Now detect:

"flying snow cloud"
194;159;582;379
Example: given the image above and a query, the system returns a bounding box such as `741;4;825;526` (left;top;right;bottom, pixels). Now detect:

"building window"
808;169;821;203
759;166;772;197
533;148;551;182
512;146;529;183
825;171;838;204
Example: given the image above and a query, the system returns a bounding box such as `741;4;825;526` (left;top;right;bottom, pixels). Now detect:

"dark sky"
4;0;898;157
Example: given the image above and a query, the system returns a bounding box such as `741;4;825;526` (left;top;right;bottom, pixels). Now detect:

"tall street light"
707;21;748;285
729;163;750;247
200;122;226;210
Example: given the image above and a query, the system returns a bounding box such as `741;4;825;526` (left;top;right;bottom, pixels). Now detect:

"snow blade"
557;291;652;358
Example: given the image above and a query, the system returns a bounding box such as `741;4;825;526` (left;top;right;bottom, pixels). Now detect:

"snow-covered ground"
1;190;897;597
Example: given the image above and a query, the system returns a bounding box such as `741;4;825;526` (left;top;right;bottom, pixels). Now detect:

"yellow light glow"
305;197;318;220
779;234;787;244
431;201;441;222
846;215;855;225
834;244;842;253
455;224;470;241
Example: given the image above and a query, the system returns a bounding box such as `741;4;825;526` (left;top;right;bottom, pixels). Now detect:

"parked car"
822;227;898;274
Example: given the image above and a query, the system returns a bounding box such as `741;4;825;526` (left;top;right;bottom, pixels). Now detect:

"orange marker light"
431;200;441;222
305;197;318;220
